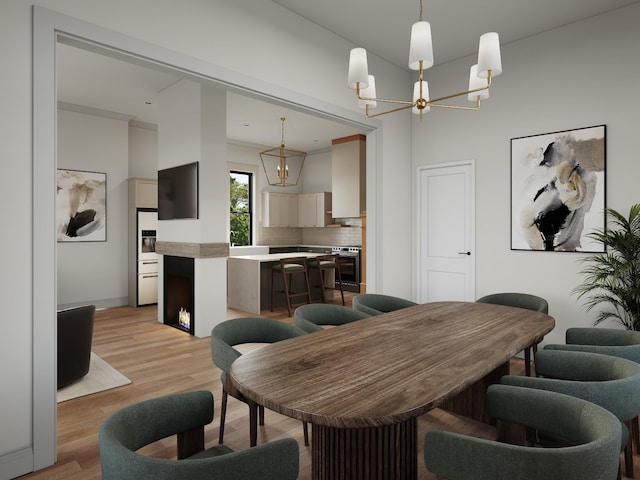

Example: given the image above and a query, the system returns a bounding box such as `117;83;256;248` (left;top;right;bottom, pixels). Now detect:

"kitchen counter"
227;252;327;315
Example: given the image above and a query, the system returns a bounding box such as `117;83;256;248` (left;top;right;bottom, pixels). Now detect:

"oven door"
337;255;360;293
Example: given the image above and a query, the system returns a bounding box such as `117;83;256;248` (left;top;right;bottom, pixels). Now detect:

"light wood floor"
21;296;637;479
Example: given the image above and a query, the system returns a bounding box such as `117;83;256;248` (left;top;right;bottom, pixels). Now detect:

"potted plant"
573;204;640;330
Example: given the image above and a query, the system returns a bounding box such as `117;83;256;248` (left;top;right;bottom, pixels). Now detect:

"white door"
417;161;475;302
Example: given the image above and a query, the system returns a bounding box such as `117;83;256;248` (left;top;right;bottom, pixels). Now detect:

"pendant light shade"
408;21;434;70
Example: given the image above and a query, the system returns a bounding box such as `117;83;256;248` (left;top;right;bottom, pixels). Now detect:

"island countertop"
227;252;327;314
228;252;325;262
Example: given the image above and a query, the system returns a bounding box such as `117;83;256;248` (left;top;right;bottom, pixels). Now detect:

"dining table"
230;300;555;479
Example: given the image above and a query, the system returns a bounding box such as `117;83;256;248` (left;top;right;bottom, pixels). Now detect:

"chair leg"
317;267;327;303
624;420;634;478
303;421;309;447
281;270;293;317
335;265;345;306
634;415;640;454
219;389;228;444
249;402;258;447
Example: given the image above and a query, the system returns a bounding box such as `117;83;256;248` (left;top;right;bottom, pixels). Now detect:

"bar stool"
271;257;312;316
308;254;345;306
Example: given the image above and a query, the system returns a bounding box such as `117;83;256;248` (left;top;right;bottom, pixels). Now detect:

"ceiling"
56;0;639;152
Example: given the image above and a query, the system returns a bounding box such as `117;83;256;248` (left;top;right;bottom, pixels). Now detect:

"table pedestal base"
311;418;417;480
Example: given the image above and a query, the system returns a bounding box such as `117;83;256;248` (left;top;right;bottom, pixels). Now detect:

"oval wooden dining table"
230;301;555;479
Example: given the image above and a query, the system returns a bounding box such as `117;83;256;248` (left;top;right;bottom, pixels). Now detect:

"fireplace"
163;255;194;335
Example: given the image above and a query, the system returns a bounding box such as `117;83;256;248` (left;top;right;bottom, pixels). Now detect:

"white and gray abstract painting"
56;169;106;242
511;125;605;252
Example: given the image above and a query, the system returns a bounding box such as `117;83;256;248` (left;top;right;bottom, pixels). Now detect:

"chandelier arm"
365;102;415;118
426;71;492;106
356;83;414;106
429;99;481;111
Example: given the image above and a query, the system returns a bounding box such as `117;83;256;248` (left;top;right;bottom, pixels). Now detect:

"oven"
332;246;361;293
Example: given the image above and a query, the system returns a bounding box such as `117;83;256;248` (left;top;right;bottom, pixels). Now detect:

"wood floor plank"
20;297;635;479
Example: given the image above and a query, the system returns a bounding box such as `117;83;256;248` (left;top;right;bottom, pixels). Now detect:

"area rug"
57;352;131;403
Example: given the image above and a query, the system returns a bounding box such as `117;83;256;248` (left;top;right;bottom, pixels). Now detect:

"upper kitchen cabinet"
332;134;366;218
298;192;332;227
129;178;158;209
263;191;298;227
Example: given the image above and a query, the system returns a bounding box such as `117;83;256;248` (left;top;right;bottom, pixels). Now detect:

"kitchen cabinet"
298;192;332;227
129;177;158;209
127;178;158;307
263;192;298;227
332;134;366;218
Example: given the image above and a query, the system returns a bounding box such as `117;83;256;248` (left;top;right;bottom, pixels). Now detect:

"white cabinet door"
264;192;298;227
298;194;315;227
138;272;158;305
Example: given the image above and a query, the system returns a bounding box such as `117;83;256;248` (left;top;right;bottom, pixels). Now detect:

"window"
229;170;253;246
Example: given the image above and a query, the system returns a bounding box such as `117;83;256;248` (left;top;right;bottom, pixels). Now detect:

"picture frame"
56;168;107;242
510;125;606;252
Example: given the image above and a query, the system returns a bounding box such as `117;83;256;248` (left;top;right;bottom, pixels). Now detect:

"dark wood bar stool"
271;257;312;316
308;254;345;306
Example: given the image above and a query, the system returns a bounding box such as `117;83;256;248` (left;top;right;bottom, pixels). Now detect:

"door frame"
415;160;476;302
32;6;380;473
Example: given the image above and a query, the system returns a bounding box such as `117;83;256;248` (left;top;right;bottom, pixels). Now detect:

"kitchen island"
227;252;328;315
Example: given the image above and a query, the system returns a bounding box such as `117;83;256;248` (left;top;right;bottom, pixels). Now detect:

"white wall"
128;123;158;179
412;4;640;346
56;109;129;309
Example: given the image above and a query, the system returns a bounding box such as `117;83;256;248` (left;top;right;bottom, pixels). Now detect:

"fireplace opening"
164;255;194;335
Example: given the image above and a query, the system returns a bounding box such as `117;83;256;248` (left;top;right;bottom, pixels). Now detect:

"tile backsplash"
258;217;362;247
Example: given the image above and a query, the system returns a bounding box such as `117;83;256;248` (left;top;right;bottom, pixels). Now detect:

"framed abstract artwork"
56;169;107;242
511;125;606;252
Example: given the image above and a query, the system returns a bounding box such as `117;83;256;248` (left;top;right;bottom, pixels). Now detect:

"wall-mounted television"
158;162;199;220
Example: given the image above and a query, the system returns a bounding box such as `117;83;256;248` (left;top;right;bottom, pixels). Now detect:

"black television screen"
158;162;199;220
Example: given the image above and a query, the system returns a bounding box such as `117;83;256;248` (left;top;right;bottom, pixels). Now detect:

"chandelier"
259;117;306;187
347;0;502;118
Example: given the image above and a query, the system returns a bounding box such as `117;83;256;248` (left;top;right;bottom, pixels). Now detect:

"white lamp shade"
408;21;434;70
477;32;502;78
348;48;370;89
412;80;430;114
359;75;377;109
468;64;489;101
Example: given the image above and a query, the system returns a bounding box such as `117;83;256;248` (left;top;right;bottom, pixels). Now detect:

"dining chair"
99;390;299;480
294;303;370;333
352;293;417;316
476;292;549;376
424;384;621;480
545;327;640;454
211;317;309;447
501;349;640;479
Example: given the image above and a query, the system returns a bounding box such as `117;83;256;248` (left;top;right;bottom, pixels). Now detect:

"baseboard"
57;297;128;311
0;446;34;480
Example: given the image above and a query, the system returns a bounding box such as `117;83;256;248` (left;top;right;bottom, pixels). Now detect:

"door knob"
458;251;471;255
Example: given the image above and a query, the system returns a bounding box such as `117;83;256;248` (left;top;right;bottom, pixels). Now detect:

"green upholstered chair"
294;303;370;333
476;292;549;376
501;349;640;478
424;384;621;480
545;327;640;454
307;254;345;306
99;390;299;480
352;293;417;316
211;317;309;447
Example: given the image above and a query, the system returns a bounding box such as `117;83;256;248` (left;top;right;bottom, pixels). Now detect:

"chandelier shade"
347;0;502;119
259;117;306;187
